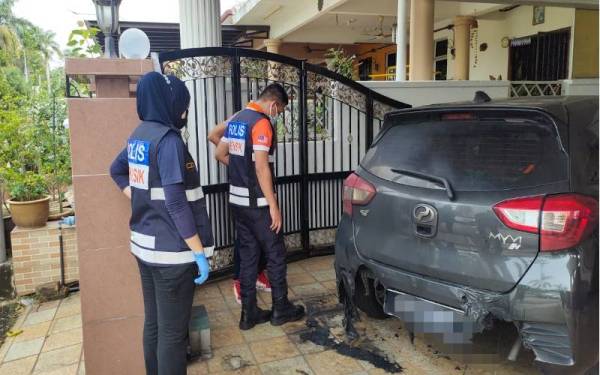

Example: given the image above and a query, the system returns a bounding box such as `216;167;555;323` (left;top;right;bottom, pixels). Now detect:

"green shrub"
8;172;48;202
325;48;356;80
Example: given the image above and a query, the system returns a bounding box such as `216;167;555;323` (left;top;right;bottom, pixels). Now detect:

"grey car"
335;96;598;374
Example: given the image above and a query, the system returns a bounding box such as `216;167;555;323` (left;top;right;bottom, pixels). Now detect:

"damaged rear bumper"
334;217;598;371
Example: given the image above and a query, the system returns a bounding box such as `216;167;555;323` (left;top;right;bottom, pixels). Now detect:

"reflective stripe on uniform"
253;145;270;152
230;185;249;197
229;194;250;206
131;231;156;249
150;187;205;201
251;153;275;162
130;242;195;264
229;194;269;207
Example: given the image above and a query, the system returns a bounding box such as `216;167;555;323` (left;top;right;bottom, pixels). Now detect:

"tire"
354;277;388;320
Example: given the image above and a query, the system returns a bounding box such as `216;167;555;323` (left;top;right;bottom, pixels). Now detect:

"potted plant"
6;172;50;228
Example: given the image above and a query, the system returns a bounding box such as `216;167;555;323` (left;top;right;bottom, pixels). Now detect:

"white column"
395;0;408;81
178;0;222;185
178;0;222;48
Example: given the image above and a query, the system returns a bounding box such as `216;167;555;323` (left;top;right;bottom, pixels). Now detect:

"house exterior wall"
354;44;398;80
572;9;599;78
468;6;577;81
361;80;512;107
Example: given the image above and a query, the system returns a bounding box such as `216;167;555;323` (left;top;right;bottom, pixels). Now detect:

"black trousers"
233;237;267;280
137;258;196;375
231;206;288;305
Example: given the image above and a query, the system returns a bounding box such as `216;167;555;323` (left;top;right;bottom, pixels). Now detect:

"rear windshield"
362;119;568;191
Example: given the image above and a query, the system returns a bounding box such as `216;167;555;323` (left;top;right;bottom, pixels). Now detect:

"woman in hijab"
110;72;213;375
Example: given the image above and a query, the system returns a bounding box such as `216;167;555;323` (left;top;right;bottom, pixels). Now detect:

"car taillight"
343;173;376;216
493;194;599;252
540;194;599;251
441;112;476;121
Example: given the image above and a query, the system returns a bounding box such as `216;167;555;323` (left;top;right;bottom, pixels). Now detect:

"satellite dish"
119;28;150;59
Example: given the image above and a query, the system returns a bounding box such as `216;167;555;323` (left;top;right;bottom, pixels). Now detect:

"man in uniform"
209;120;271;304
215;84;305;330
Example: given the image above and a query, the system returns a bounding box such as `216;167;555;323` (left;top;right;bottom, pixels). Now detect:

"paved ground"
0;255;540;374
0;293;83;375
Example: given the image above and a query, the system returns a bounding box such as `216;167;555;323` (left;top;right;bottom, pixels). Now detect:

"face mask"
174;110;188;129
268;102;279;124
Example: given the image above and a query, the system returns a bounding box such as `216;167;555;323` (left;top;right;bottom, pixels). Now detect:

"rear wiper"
390;168;455;201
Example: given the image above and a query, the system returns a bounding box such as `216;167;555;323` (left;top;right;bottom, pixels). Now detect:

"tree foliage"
0;0;70;205
65;23;101;58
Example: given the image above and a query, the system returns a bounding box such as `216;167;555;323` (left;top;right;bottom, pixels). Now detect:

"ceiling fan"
361;16;392;41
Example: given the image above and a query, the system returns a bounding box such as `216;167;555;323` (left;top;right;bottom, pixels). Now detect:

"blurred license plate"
384;289;477;344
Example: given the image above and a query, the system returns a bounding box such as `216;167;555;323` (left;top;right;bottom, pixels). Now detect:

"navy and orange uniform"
222;102;288;306
221;101;276;208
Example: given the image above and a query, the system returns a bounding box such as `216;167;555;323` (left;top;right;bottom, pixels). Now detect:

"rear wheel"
354;276;388;319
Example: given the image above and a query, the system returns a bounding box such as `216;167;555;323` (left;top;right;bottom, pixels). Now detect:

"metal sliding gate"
157;47;408;275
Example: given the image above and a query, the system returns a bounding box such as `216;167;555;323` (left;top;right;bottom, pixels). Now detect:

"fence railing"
510;81;562;97
157;47;409;274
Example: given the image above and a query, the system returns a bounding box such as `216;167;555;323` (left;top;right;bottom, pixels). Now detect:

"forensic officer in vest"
215;84;305;330
110;72;213;375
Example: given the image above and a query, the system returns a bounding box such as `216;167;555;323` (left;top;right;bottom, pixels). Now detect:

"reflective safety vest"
127;121;214;266
224;107;276;208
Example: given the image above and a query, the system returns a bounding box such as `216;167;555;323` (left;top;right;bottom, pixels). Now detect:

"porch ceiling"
232;0;597;44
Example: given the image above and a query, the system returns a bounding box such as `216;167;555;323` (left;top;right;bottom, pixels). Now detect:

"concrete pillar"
409;0;434;80
65;58;153;375
264;39;282;54
453;16;475;80
264;39;283;81
395;0;408;81
178;0;221;48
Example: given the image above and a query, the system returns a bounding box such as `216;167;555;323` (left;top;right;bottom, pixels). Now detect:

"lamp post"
92;0;122;58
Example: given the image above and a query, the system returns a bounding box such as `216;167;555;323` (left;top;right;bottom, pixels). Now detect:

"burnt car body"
335;96;599;373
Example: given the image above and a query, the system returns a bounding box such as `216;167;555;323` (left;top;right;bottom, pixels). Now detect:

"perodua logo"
413;204;436;224
413;204;438;238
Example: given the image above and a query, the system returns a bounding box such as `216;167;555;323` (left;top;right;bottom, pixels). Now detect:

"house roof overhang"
84;20;270;53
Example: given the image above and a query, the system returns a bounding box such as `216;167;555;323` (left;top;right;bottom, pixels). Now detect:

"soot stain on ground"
300;297;403;373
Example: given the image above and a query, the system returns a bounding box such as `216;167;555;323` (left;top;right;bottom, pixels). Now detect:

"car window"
362;119;568;191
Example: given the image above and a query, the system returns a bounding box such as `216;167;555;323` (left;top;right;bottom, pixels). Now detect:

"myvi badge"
128;139;150;189
227;121;247;156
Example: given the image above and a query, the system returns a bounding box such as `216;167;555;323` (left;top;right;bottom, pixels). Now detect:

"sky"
13;0;239;65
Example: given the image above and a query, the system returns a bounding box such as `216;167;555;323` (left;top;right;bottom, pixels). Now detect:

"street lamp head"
92;0;122;58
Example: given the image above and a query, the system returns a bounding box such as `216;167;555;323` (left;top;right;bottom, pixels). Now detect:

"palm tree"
30;28;62;92
0;0;21;63
0;24;20;56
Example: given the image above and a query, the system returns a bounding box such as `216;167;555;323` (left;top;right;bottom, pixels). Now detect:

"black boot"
270;297;305;326
239;301;271;331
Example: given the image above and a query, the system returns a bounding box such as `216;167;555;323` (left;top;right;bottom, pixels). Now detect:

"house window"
386;53;396;70
434;39;448;80
358;57;373;81
509;28;570;81
386;53;397;80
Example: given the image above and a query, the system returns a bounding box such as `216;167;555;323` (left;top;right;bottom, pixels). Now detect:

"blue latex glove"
194;253;210;285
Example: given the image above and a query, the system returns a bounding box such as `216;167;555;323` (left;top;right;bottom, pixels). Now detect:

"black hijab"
136;72;190;128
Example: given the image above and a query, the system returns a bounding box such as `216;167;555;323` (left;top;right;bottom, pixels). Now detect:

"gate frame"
157;47;409;276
